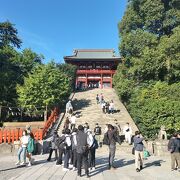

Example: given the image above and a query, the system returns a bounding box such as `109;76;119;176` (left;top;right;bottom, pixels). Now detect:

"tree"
0;21;22;48
0;46;22;106
114;0;180;138
57;63;77;92
17;62;72;118
0;47;43;107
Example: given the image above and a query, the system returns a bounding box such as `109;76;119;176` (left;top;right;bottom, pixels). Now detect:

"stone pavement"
0;148;179;180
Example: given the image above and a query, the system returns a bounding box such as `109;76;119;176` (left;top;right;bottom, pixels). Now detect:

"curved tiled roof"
64;49;121;61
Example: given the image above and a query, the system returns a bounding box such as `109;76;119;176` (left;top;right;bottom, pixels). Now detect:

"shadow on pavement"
144;160;165;168
73;98;91;111
0;164;26;172
90;157;135;177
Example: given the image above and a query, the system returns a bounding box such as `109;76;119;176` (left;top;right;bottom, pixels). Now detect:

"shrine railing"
0;107;60;144
0;128;43;144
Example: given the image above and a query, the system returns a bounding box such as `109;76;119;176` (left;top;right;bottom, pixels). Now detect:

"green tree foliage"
17;62;71;111
57;63;77;92
114;0;180;138
0;21;22;48
0;46;42;106
129;82;180;138
0;46;21;105
0;21;75;122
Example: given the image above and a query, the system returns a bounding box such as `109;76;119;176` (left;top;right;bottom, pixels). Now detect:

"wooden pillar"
85;73;88;88
101;73;103;89
110;73;113;88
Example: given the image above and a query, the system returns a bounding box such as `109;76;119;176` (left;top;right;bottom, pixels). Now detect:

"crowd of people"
46;124;99;177
96;93;115;114
15;98;180;176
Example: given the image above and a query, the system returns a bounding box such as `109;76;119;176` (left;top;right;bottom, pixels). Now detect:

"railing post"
11;129;15;143
15;129;19;141
19;129;23;138
7;129;11;144
3;129;7;143
0;129;2;143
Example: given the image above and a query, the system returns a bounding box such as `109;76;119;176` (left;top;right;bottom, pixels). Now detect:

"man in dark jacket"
107;124;121;169
170;132;180;171
133;131;144;172
47;131;59;161
76;125;89;177
56;130;66;165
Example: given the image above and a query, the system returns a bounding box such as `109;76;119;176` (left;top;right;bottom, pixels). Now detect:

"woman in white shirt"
16;130;29;165
87;129;96;171
63;129;72;171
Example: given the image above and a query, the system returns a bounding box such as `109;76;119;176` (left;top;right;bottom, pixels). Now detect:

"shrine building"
64;49;121;89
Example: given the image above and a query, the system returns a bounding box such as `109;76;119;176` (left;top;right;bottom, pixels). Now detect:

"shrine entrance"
88;80;100;88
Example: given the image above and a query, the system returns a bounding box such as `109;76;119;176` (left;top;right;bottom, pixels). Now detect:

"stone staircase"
58;88;138;153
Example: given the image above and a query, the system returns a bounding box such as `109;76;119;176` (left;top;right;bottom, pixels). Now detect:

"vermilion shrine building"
64;49;121;88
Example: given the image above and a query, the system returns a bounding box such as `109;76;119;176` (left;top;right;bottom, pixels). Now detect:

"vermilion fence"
42;107;59;137
0;107;59;144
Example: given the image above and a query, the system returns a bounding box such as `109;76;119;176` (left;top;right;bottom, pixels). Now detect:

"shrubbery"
114;0;180;138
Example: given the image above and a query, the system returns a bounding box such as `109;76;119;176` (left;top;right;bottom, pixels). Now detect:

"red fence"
0;107;60;144
0;128;43;144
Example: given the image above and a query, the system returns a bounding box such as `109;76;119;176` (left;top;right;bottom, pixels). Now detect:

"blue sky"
0;0;127;63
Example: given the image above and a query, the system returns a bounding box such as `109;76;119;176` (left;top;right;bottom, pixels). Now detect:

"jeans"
108;144;116;167
72;149;77;168
18;147;27;163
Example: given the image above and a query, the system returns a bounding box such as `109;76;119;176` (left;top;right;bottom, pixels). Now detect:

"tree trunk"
44;105;48;121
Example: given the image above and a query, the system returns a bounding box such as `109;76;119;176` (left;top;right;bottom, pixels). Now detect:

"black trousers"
77;152;89;175
47;149;58;161
64;149;71;168
56;148;64;164
89;148;96;168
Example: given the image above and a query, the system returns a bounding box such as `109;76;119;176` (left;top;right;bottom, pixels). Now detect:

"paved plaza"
0;148;179;180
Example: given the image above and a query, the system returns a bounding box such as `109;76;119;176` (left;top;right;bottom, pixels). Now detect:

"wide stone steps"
58;89;138;140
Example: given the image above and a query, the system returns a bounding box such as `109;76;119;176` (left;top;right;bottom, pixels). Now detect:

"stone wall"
146;140;169;156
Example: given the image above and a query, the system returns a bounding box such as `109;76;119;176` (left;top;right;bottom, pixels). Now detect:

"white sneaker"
89;168;92;172
15;161;20;165
27;162;31;167
63;168;69;171
69;164;73;168
92;167;95;171
20;162;26;165
72;167;76;171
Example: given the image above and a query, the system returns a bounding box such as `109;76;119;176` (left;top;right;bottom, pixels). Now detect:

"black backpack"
103;132;110;145
95;126;101;135
91;136;99;149
56;136;66;149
